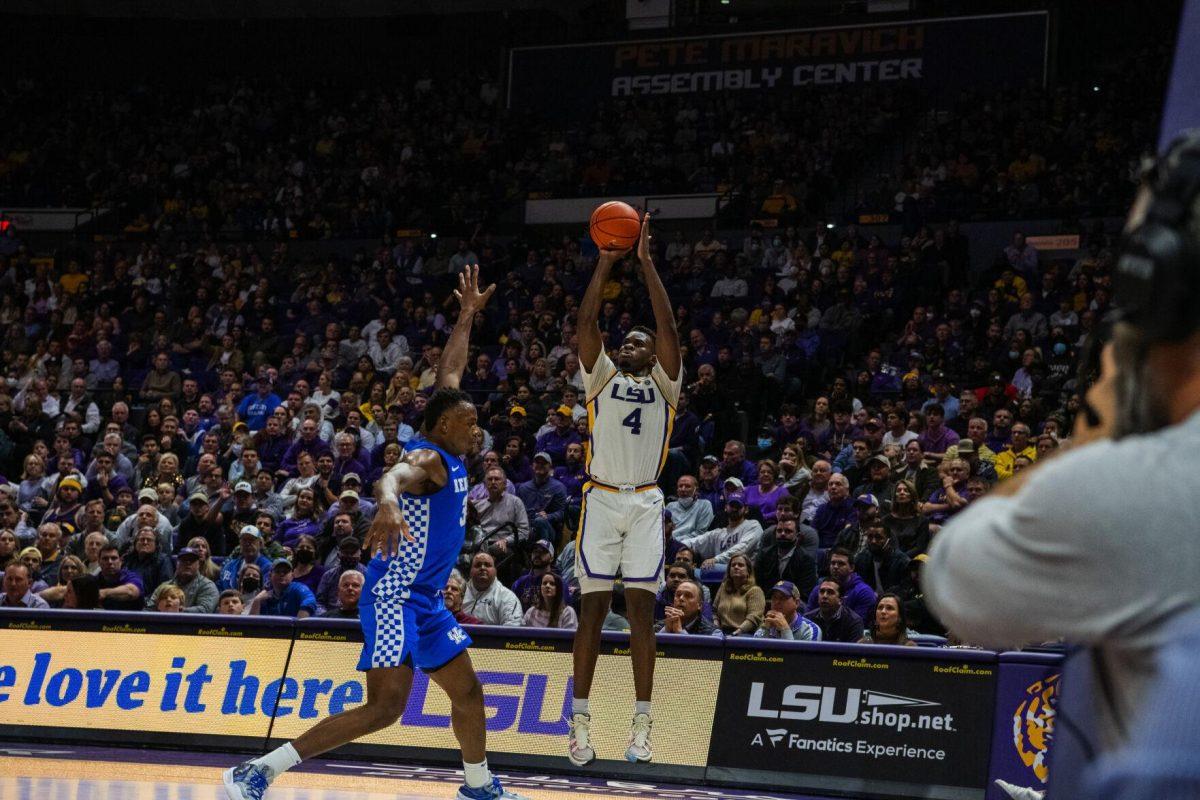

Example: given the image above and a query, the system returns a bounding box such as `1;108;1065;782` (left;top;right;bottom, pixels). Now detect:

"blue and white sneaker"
222;760;276;800
624;712;653;762
455;775;532;799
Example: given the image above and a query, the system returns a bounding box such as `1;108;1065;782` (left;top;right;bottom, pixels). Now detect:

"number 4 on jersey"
622;408;643;435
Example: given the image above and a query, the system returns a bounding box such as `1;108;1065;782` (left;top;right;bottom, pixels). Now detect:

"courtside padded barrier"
0;609;1061;800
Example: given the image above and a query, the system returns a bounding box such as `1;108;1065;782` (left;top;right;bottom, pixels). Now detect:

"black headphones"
1115;133;1200;342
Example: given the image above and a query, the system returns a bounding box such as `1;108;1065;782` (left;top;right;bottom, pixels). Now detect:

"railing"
0;608;1060;799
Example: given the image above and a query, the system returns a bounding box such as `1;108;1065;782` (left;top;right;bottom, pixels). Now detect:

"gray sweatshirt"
925;409;1200;755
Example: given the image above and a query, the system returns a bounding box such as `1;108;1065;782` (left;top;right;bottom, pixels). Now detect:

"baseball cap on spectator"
910;554;929;567
854;494;880;509
867;454;891;468
342;472;362;485
554;405;573;416
234;481;253;494
339;489;359;501
931;370;947;383
532;452;553;464
233;421;249;432
137;487;158;502
990;372;1006;385
532;540;556;558
337;537;362;554
724;477;744;491
701;455;720;466
957;439;976;453
177;548;200;561
187;491;209;504
864;417;883;431
59;476;83;492
770;580;800;599
726;491;747;508
509;406;526;417
271;558;293;572
239;525;263;540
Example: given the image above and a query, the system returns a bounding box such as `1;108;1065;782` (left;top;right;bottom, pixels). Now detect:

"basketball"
589;200;642;251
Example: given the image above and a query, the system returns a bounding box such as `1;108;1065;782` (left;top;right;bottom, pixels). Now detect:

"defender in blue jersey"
225;268;527;800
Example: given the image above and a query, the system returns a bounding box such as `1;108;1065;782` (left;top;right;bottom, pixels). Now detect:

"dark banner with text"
707;643;998;799
508;13;1048;118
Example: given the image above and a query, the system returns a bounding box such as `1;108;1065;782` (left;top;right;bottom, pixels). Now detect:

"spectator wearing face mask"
798;459;832;524
854;521;911;596
665;475;713;540
289;534;327;595
753;516;818;599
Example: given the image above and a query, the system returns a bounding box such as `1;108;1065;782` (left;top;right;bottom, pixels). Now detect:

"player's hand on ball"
365;500;413;560
597;247;629;265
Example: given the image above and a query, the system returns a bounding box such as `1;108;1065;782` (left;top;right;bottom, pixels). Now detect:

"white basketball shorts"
574;481;665;594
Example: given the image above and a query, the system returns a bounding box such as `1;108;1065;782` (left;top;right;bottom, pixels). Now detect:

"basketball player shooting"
569;213;683;766
223;266;528;800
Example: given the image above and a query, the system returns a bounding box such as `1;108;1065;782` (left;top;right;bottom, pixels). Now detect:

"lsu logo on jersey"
1012;673;1059;783
609;382;658;404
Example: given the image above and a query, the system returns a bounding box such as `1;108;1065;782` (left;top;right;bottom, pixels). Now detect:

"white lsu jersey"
581;350;682;488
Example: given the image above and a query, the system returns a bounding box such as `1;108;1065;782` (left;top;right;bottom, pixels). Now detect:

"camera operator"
926;135;1200;799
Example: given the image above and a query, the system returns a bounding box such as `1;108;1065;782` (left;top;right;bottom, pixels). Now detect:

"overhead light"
825;223;835;230
1092;85;1100;92
430;232;438;239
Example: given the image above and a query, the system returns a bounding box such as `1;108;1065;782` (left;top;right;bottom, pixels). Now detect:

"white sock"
634;700;652;716
572;697;589;715
463;758;490;788
253;742;301;777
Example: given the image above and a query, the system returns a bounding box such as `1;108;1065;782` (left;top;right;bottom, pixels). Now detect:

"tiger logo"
1012;673;1060;784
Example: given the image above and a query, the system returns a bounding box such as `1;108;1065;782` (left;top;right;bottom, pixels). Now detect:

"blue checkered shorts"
356;558;472;672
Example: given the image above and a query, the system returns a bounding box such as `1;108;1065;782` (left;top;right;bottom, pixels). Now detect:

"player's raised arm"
436;264;495;391
367;448;447;558
579;246;626;372
636;213;681;381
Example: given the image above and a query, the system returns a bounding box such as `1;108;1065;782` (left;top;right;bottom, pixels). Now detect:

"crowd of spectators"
854;46;1168;225
0;48;1160;242
0;30;1156;648
0;177;1123;649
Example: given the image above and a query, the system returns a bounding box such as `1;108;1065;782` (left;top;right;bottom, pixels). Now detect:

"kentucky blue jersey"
369;439;469;601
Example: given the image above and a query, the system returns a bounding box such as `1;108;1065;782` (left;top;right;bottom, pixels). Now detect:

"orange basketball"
589;201;642;251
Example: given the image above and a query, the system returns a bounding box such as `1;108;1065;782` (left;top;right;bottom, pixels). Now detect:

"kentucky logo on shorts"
447;627;468;645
